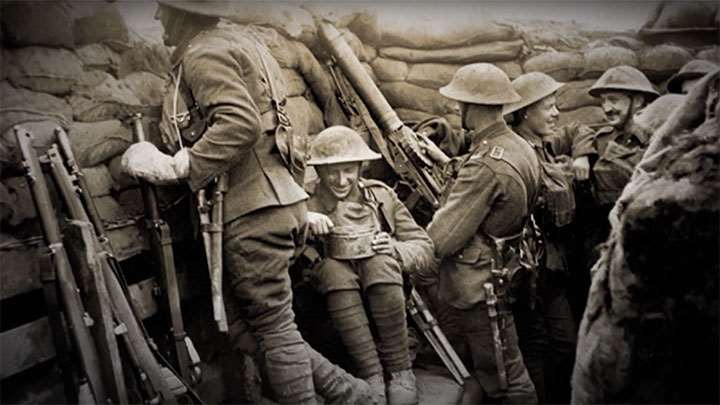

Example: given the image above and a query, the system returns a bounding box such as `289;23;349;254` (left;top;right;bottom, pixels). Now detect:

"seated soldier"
305;126;435;405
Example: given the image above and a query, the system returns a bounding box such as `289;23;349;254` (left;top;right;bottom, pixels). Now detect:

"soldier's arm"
545;122;598;159
427;158;502;258
386;188;436;274
182;46;263;192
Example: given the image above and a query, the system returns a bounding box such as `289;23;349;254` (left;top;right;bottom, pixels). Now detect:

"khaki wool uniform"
160;25;321;404
427;121;539;404
309;178;434;380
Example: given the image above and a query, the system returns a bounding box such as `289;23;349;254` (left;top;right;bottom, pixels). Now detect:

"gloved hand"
121;141;190;185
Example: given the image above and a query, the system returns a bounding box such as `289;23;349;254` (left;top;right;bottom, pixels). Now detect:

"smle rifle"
407;286;471;386
15;126;109;404
127;113;202;384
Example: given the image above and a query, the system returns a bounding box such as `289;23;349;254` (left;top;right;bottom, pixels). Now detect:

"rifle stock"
128;113;201;384
15;126;108;403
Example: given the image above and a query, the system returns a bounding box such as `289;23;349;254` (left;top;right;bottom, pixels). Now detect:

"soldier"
425;63;540;404
666;59;718;94
122;2;371;404
503;72;589;404
577;66;659;272
305;126;435;405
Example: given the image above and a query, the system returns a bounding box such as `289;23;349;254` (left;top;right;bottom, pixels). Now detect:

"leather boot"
387;369;419;405
307;345;375;405
366;373;387;405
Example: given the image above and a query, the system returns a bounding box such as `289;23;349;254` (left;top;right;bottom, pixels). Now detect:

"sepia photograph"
0;1;718;404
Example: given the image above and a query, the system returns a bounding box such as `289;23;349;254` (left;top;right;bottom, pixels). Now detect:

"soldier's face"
316;162;361;200
524;95;559;137
599;91;634;128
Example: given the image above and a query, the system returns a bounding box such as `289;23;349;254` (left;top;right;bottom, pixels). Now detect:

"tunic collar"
467;121;509;150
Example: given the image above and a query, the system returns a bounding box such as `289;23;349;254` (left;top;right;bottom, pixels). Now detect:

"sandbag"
696;46;719;62
122;72;166;107
5;47;83;95
68;75;144;122
379;82;457;116
495;61;524;80
640;45;694;81
558;106;606;128
523;51;585;82
283;69;309;97
379;40;524;64
0;81;73;132
361;45;377;63
71;2;130;48
222;4;316;42
396;108;435;124
522;24;589;52
118;42;171;79
370;58;409;82
581;46;639;80
1;119;67;172
73;71;115;92
406;63;459;89
586;36;645;51
68;120;132;167
75;43;122;73
556;80;600;111
348;8;520;49
286;96;324;137
0;1;75;48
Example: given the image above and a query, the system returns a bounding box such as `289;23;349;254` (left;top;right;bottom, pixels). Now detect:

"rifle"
15;126;108;403
49;132;198;403
406;287;470;386
318;21;444;209
128;113;201;383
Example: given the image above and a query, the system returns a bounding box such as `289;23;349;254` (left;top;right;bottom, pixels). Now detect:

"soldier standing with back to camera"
121;2;372;404
423;63;539;404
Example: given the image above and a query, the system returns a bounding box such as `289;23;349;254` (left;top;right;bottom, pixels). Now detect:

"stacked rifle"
15;122;202;404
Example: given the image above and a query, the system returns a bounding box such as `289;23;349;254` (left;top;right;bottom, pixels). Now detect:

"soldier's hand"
307;212;334;235
418;136;450;165
372;232;397;257
572;156;591;180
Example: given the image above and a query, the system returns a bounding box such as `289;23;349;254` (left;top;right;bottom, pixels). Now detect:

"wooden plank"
0;317;55;379
0;246;41;301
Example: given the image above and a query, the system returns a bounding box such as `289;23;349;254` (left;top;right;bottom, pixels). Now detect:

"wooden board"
0;245;41;301
0;317;55;379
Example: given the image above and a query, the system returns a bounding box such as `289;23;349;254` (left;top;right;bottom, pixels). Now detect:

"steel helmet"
666;59;719;93
307;126;381;166
589;65;659;99
503;72;565;115
440;63;521;105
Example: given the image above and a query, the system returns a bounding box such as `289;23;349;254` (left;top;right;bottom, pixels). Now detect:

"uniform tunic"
309;178;435;293
427;121;540;404
159;25;314;403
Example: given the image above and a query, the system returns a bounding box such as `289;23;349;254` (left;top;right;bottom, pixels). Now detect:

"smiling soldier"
306;126;435;405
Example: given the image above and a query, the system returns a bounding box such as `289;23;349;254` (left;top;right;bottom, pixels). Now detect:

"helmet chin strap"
621;94;645;132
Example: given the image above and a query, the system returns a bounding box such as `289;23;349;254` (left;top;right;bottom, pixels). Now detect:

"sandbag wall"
308;9;719;131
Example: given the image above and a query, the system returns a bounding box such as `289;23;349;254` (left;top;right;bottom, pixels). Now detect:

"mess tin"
326;225;377;260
